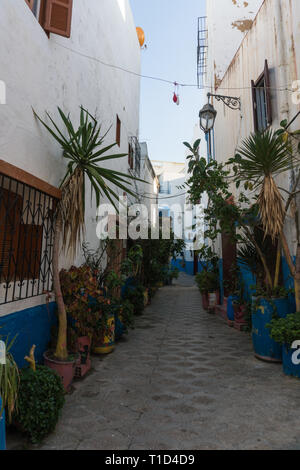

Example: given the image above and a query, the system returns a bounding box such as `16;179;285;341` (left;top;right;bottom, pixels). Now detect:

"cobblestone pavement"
8;273;300;450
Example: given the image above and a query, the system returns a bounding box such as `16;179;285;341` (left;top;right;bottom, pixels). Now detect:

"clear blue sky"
130;0;206;163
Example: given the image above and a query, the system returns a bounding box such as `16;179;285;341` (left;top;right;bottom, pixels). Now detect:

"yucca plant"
233;130;291;241
232;126;300;309
34;107;142;360
0;336;19;423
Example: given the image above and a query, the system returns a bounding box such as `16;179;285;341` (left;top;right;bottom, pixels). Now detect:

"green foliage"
132;229;185;289
169;267;179;280
0;335;19;422
60;265;105;348
119;300;135;330
195;270;219;294
123;283;146;316
254;285;290;300
229;129;292;188
183;139;251;246
197;246;219;274
16;366;65;444
33;106;141;211
267;312;300;348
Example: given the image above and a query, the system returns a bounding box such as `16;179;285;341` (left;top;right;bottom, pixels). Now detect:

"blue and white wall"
0;0;141;365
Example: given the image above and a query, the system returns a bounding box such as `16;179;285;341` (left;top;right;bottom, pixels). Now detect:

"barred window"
0;162;60;305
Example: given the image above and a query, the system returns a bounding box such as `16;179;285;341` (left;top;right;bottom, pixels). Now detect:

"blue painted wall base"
0;302;57;368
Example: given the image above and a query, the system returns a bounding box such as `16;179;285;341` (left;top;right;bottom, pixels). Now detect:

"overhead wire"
52;40;294;94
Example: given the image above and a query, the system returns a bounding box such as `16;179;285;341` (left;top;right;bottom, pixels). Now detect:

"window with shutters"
0;162;60;305
251;60;272;132
24;0;73;38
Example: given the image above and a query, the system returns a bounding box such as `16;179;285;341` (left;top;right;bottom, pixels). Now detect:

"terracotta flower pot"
43;351;76;392
202;293;209;310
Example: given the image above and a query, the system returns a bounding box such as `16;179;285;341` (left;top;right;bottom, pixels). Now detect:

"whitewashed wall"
0;0;141;314
206;0;264;90
207;0;300;255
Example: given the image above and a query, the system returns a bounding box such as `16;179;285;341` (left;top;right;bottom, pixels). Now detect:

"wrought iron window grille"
0;172;59;305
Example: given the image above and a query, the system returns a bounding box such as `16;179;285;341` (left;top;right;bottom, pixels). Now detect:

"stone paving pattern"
7;274;300;450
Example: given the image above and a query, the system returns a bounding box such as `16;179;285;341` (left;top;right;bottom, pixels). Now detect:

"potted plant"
92;301;116;355
34;107;140;390
13;346;65;444
233;297;248;331
195;270;219;311
0;336;19;450
267;312;300;379
59;265;106;377
230;128;299;361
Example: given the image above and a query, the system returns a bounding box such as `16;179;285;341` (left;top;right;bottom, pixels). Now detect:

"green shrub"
195;270;219;294
123;284;145;316
16;366;65;444
267;312;300;348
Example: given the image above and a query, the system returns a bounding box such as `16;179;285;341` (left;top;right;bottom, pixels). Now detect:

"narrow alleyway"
9;274;300;450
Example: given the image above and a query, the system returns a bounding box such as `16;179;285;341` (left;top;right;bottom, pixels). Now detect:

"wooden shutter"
116;116;121;147
251;79;258;132
264;59;272;126
0;189;22;281
43;0;73;38
25;0;35;10
16;225;43;280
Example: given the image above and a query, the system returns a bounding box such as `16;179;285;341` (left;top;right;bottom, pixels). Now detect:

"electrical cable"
52;40;294;94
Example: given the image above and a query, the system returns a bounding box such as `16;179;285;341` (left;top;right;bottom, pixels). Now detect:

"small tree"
183;140;273;289
34;107;141;360
230;124;300;309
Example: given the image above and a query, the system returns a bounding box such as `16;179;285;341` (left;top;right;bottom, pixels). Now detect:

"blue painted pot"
0;397;5;450
113;305;125;341
227;296;238;321
288;294;296;314
282;345;300;379
252;297;290;363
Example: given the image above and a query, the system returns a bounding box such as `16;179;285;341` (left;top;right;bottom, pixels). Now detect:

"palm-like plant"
34;107;141;360
0;336;19;423
232;127;300;309
234;130;291;242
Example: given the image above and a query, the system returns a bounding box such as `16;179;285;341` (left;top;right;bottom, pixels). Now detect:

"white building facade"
202;0;300;295
0;0;144;365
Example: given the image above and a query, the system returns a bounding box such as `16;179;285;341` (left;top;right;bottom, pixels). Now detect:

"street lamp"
199;92;241;134
199;102;217;134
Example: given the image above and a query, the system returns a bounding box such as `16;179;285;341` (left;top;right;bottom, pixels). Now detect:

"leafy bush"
120;300;135;330
123;283;146;316
16;366;65;444
60;265;107;350
267;312;300;348
195;270;219;294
